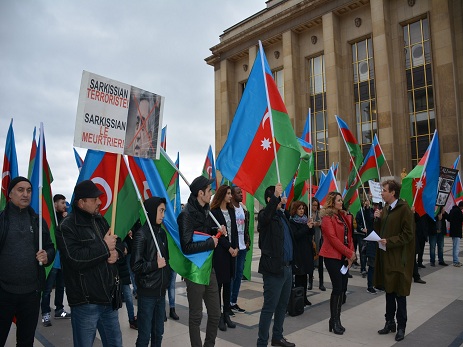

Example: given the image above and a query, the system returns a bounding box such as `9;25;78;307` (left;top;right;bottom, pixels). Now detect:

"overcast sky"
0;1;264;203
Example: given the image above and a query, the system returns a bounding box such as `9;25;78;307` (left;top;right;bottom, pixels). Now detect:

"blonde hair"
324;191;342;209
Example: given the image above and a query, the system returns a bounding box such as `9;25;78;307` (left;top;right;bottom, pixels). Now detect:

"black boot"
308;274;313;290
328;294;344;335
336;293;345;332
169;307;179;320
341;291;347;305
378;320;396;334
319;271;326;291
218;313;227;331
224;312;236;328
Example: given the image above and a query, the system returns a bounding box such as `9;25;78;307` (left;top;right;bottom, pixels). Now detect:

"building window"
273;69;284;100
352;38;377;157
404;18;435;166
308;55;328;184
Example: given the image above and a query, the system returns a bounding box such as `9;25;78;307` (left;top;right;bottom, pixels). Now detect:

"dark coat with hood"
319;208;355;260
447;205;463;238
257;194;295;277
208;207;238;283
373;199;415;297
56;206;123;306
289;217;314;275
131;197;170;297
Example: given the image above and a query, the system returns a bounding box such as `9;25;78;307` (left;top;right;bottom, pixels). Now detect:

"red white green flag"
216;42;305;204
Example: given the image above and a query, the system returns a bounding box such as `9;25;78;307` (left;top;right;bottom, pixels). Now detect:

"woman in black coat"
289;200;314;306
209;185;238;331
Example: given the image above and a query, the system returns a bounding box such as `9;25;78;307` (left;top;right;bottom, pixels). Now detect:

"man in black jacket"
257;183;295;347
56;180;124;347
131;196;170;346
177;176;220;347
0;176;55;347
447;201;463;266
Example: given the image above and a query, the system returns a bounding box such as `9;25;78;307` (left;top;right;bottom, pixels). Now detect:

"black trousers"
0;287;41;347
324;257;348;295
218;281;232;312
385;292;407;329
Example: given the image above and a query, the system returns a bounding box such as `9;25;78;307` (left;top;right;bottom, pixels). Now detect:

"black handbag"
111;276;122;310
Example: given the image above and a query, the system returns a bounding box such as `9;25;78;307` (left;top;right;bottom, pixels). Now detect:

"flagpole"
375;134;392;177
412;130;437;207
110;154;121;235
308;108;312;218
335;115;365;197
259;40;281;183
147;150;225;232
123;156;163;256
38;123;44;265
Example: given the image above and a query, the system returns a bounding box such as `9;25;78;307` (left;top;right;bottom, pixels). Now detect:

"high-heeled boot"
224;312;236;328
336;292;345;332
218;313;227;331
328;294;344;335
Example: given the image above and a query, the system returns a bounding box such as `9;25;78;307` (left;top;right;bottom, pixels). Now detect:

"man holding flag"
0;177;55;346
56;180;124;347
177;176;221;347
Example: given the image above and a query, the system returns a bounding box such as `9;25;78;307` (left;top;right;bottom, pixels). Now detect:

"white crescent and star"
260;111;272;151
1;171;10;192
91;177;112;211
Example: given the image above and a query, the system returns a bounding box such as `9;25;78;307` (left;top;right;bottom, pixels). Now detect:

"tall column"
370;0;398;178
282;30;301;132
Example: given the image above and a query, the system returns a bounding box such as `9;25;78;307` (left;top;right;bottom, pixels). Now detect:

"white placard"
369;180;382;203
74;71;164;159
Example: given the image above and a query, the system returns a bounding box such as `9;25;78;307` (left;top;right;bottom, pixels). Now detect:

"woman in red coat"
319;192;356;335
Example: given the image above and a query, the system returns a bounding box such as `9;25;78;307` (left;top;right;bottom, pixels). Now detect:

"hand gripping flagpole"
259;40;281;184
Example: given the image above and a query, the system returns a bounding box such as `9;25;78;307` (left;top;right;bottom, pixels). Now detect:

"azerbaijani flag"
160;125;167;151
202;145;217;192
335;115;363;206
73;148;84;171
170;153;181;217
128;156;213;285
77;150;139;239
400;130;440;219
1;119;19;210
452;155;463;204
30;124;56;277
27;127;37;180
331;162;339;179
216;42;304;204
315;168;338;207
358;142;379;183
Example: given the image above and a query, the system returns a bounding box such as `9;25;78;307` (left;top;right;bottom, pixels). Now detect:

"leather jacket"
177;195;215;254
56;206;123;306
257;195;294;276
131;222;170;297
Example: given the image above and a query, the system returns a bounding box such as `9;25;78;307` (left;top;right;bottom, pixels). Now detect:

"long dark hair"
210;185;232;210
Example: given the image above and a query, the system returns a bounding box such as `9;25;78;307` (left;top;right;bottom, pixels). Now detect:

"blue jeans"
452;237;460;264
136;295;165;347
230;249;247;305
429;233;445;264
257;265;292;346
71;304;122;347
126;254;137;295
122;284;135;321
41;267;65;314
167;269;177;308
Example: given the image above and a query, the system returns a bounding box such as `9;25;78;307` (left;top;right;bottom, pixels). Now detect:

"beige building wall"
206;0;463;185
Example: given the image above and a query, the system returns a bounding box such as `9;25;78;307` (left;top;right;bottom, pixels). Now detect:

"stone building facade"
206;0;462;185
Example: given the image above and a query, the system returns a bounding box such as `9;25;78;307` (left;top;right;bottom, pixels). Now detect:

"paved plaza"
5;236;463;346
